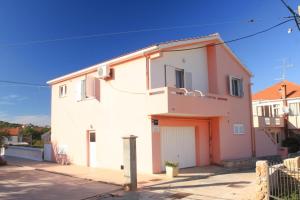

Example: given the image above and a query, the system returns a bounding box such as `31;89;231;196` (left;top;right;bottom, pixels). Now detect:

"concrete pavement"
0;165;121;200
2;156;256;200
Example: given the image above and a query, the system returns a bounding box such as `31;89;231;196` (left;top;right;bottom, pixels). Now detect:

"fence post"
256;160;269;200
122;135;137;191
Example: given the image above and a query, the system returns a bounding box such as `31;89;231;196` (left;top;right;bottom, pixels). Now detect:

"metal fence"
269;160;300;200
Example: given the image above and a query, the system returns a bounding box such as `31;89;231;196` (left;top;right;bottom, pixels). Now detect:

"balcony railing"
253;116;284;128
146;87;229;117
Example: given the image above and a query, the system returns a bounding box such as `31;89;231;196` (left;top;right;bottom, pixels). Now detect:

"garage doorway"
160;126;196;170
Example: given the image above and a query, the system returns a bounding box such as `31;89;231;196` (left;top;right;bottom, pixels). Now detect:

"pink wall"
255;128;278;157
151;116;220;173
212;45;253;160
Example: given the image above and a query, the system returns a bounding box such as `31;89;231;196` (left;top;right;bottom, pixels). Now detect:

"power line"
0;80;48;88
280;0;300;31
0;18;282;48
163;19;293;52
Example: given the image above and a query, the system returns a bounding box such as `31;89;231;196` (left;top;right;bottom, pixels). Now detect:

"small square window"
59;85;67;97
233;124;245;135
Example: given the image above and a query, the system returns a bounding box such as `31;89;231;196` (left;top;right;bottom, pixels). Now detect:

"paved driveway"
0;165;121;200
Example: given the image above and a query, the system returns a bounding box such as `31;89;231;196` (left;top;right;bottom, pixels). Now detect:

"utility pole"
280;0;300;31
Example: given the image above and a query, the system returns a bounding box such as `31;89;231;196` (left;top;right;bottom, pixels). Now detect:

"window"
59;85;67;97
289;103;300;116
76;76;100;101
229;76;243;97
175;69;184;88
233;124;245;135
273;104;280;117
257;106;263;116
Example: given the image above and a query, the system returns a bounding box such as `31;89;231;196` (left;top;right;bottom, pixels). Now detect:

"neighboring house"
252;80;300;157
47;33;254;173
0;127;22;144
41;131;51;144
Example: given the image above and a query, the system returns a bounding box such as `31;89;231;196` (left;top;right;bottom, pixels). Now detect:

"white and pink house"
47;33;254;173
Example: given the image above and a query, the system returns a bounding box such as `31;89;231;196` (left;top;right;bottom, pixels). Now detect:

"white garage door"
160;126;196;170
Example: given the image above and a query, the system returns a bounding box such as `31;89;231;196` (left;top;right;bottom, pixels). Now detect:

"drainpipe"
248;82;256;157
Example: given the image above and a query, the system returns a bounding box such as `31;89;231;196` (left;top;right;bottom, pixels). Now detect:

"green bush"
282;137;300;153
165;161;178;168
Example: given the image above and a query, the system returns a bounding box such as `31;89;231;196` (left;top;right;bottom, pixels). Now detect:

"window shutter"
228;76;233;96
239;79;244;97
95;78;101;101
86;76;95;98
76;81;82;101
184;72;193;90
81;79;86;100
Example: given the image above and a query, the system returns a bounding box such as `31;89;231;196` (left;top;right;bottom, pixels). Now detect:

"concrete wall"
5;146;43;161
214;45;253;160
255;128;278;157
150;46;208;92
51;57;154;173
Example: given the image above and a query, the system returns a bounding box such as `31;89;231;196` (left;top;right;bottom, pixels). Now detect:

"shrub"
165;161;178;168
282;137;300;153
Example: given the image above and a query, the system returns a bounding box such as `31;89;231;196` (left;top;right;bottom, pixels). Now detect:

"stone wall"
256;160;269;200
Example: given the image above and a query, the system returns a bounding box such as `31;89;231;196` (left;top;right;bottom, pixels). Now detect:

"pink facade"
48;34;253;173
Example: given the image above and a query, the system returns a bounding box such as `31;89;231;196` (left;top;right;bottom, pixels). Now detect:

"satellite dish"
282;106;289;114
288;28;293;34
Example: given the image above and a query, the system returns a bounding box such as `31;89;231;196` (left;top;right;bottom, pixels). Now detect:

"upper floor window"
289;103;300;116
59;85;67;97
229;76;243;97
76;76;100;101
233;123;245;135
175;69;184;88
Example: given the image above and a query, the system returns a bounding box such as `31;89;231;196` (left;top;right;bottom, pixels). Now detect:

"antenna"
275;58;293;81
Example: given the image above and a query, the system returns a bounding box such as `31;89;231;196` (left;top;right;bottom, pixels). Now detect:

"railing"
147;87;229;117
253;116;284;128
268;159;300;200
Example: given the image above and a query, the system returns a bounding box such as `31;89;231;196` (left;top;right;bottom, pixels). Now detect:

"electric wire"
163;19;294;52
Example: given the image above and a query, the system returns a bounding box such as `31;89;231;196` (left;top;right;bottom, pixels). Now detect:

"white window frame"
59;84;67;98
233;123;245;135
229;76;244;97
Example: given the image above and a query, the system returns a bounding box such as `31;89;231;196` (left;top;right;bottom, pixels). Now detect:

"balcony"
288;116;300;129
146;87;229;117
253;116;284;128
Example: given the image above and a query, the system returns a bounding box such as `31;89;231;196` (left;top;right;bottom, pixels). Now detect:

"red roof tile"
252;80;300;101
0;127;21;136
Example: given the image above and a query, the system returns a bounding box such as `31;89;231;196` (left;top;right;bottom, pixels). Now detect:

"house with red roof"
252;80;300;157
0;127;22;144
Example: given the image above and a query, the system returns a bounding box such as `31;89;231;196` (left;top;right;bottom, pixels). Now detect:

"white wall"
51;57;154;173
150;47;208;92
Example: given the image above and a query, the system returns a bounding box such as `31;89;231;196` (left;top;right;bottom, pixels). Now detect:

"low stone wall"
222;155;281;169
4;146;43;161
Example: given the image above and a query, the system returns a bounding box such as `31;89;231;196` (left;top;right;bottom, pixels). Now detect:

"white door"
160;126;196;170
89;132;97;167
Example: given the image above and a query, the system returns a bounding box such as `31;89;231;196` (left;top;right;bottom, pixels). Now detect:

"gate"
268;161;300;199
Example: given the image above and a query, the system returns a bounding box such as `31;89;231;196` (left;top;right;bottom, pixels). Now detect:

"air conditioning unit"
97;65;110;79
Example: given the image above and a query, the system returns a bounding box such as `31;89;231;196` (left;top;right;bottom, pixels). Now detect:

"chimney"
281;82;288;106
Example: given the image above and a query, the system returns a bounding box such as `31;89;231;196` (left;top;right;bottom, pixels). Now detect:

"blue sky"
0;0;299;126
